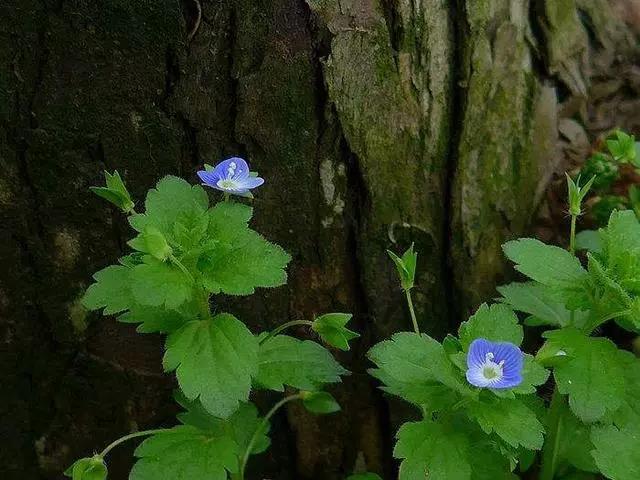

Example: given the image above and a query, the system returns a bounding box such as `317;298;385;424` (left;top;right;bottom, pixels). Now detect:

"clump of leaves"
372;173;640;479
578;128;640;224
66;161;358;480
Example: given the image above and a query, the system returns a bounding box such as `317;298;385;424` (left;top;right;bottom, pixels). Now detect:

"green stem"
259;320;314;345
569;214;577;255
169;254;195;284
405;289;420;335
539;389;564;480
197;289;211;320
99;429;170;458
239;394;303;479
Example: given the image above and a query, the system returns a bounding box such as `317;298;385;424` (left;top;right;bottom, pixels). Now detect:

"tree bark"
0;0;638;479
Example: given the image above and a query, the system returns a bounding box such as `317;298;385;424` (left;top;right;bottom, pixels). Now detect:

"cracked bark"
0;0;638;479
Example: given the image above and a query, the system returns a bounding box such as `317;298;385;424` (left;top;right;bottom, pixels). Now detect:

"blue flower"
466;338;523;389
197;157;264;196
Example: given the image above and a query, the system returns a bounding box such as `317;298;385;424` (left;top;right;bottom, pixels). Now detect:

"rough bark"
0;0;638;479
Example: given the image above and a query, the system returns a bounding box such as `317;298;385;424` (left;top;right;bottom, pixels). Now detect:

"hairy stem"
259;320;314;345
239;394;303;479
99;429;171;458
405;289;420;334
569;214;577;255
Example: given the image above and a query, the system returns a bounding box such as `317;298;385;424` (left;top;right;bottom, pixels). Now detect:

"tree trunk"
1;0;638;478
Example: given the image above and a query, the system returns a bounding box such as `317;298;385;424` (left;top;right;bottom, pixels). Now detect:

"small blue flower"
197;157;264;196
466;338;523;389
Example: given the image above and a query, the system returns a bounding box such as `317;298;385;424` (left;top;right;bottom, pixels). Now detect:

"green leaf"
503;238;590;310
605;351;640;428
64;456;107;480
130;425;238;480
591;424;640;480
82;265;134;315
458;303;523;349
128;226;172;261
394;418;471;480
498;282;573;328
467;396;544;450
90;170;134;213
164;314;258;418
387;244;418;291
130;176;209;237
368;332;472;410
575;230;602;254
175;394;270;455
130;260;193;309
206;201;253;244
198;228;291;295
502;238;587;288
606;129;636;163
312;313;359;351
510;354;550;395
302;391;341;414
598;210;640;296
552;399;598;473
586;254;637;331
542;328;626;422
254;335;347;391
118;305;190;334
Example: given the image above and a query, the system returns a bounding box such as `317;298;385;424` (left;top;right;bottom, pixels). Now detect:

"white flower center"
217;179;239;190
481;352;504;381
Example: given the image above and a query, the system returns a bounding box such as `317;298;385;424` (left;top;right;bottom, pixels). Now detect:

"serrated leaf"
254;335;347;391
164;314;258;418
498;282;574;328
130;425;238;480
458;303;523;349
175;394;270;455
502;238;587;288
82;265;134;314
130;261;193;309
395;418;471;480
302;391;341;414
466;397;544;450
543;328;625;422
130;176;209;236
312;313;359;351
206;201;253;244
198;228;291;295
118;305;190;333
368;333;472;410
591;424;640;480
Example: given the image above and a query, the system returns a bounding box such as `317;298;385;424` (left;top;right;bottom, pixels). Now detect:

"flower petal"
467;338;492;369
237;176;264;190
197;169;222;187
